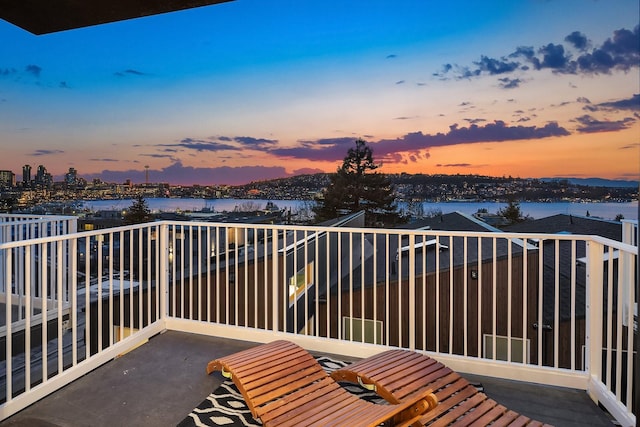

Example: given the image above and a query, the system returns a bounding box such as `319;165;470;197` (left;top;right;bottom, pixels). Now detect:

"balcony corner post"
585;240;604;402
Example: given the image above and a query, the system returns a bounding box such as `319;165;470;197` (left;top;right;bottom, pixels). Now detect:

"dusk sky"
1;0;639;186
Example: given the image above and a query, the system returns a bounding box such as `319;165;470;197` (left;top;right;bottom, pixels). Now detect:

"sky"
0;0;639;186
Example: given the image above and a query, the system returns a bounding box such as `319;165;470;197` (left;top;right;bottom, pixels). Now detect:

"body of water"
81;198;639;221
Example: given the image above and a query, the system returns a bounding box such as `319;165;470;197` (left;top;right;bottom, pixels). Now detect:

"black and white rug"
177;356;383;427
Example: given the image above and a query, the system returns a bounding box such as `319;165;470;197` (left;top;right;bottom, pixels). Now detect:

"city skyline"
1;0;639;186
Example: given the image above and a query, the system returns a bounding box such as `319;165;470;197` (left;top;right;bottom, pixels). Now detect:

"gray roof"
503;214;622;241
505;214;623;323
405;211;501;233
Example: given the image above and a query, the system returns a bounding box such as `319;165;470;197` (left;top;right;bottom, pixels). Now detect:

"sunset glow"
0;0;638;185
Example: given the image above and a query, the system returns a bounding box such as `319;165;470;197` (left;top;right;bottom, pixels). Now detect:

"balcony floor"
0;331;614;427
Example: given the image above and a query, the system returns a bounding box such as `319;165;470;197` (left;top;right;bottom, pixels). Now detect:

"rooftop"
0;331;615;427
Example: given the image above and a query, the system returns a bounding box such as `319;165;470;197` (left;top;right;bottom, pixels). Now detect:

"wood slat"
448;397;498;426
419;378;474;424
428;389;489;426
251;370;328;407
258;377;341;421
465;402;510;426
269;385;359;427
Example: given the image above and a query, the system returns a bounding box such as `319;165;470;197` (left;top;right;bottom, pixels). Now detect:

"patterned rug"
177;356;383;427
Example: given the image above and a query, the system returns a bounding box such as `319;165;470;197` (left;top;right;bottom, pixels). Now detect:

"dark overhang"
0;0;234;35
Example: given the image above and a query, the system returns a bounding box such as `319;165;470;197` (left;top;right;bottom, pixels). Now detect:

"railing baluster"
292;229;298;334
606;244;614;391
477;236;482;359
435;234;441;353
41;242;48;383
360;232;365;343
5;247;13;402
408;234;416;351
56;239;64;373
570;240;576;371
198;225;203;323
348;231;353;342
554;239;559;368
325;230;331;339
118;230;124;345
314;228;319;338
624;249;634;411
128;229;134;341
613;243;622;401
188;225;194;321
108;233;114;348
304;229;310;336
337;231;342;340
85;235;91;362
251;226;256;329
384;233;391;345
215;225;220;324
271;227;278;332
537;239;543;366
463;236;468;357
492;237;497;362
507;237;512;363
448;235;454;355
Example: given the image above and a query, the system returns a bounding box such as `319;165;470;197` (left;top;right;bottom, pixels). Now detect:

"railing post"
68;217;78;234
586;240;604;402
159;222;169;322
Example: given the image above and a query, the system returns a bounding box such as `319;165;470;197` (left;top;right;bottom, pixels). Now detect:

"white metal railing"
0;219;637;426
0;215;78;345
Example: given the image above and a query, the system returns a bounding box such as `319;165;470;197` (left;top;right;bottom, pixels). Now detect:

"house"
503;214;624;366
504;214;636;404
316;212;541;364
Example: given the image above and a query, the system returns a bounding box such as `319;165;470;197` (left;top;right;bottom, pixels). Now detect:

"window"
288;261;314;306
483;334;530;363
343;317;383;344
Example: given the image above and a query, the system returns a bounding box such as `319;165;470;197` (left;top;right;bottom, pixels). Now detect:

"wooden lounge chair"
206;340;438;427
331;349;554;427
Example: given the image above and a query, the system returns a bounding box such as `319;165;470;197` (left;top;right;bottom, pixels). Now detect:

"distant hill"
231;173;637;203
540;178;639;188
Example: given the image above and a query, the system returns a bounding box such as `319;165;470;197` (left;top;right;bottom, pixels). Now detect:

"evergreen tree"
497;199;529;225
313;138;405;227
123;194;153;224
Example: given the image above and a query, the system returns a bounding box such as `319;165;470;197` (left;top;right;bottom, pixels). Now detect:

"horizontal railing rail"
0;219;636;426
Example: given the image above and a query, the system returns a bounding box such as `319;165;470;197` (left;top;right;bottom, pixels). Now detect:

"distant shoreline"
79;198;639;221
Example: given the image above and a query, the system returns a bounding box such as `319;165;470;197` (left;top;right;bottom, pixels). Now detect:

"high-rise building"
0;170;15;188
65;167;78;188
35;165;53;189
22;164;31;184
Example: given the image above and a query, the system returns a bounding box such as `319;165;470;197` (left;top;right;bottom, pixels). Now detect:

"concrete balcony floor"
0;331;615;427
